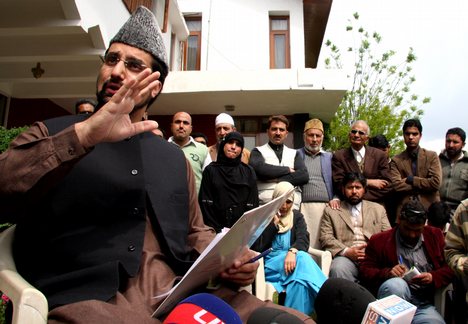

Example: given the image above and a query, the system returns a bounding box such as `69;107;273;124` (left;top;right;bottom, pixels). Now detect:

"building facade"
0;0;346;149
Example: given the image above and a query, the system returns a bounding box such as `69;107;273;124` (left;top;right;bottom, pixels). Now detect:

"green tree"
323;12;430;155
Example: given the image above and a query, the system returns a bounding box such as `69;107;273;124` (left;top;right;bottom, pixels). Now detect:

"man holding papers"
360;200;454;324
0;7;312;323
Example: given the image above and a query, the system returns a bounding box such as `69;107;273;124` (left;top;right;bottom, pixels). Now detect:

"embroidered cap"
304;118;324;133
110;6;168;68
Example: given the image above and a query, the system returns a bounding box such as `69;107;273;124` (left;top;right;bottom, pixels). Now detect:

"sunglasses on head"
350;129;367;136
402;209;426;218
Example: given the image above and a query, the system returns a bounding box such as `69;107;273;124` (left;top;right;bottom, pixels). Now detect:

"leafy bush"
0;126;28;153
0;294;9;324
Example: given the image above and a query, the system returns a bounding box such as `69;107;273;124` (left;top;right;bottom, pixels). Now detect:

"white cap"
215;113;235;126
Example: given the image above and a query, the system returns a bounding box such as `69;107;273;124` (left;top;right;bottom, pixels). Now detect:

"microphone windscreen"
315;278;376;324
163;293;242;324
247;307;304;324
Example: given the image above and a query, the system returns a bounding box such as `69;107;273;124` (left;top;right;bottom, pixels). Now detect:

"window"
269;16;290;69
123;0;153;14
184;17;202;71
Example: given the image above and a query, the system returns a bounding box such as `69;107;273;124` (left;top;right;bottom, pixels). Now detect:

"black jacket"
252;210;310;253
12;115;193;309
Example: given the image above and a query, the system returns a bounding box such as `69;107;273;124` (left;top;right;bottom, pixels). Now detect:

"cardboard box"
361;295;417;324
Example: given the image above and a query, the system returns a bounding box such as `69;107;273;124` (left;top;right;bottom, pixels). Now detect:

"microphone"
247;307;304;324
314;278;376;324
163;293;242;324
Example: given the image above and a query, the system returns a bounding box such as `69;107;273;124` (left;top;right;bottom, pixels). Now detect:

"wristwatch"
288;248;298;254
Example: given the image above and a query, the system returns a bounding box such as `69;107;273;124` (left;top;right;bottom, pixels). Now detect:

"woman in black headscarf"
199;132;259;233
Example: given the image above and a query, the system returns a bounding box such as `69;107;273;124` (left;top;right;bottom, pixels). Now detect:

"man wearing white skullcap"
208;113;250;163
0;7;312;323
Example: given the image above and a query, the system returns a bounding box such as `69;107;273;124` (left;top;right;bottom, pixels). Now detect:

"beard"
446;147;462;159
305;143;321;154
345;195;362;206
96;78;152;113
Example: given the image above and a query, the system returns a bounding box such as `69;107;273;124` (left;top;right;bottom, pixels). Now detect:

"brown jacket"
332;146;392;202
390;147;441;218
319;200;391;257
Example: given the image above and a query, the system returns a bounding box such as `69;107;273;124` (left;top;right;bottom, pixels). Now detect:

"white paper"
152;188;293;317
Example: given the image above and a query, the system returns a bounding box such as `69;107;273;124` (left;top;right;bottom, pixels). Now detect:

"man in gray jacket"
298;118;339;248
439;127;468;215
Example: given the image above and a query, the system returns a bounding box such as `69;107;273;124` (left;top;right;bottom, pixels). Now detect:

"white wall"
178;0;305;71
76;0;186;71
75;0;129;45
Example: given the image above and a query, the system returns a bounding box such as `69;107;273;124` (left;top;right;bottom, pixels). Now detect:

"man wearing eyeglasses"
332;120;392;205
360;200;454;324
390;119;442;222
0;7;312;323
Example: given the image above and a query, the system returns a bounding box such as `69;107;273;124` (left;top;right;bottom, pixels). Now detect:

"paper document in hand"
152;188;293;318
402;266;420;282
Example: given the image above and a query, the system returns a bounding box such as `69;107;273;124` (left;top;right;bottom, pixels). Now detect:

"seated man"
445;198;468;324
0;7;312;323
320;172;390;282
360;200;454;324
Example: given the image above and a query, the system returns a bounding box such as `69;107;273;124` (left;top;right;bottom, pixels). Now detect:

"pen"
244;248;273;265
398;255;405;265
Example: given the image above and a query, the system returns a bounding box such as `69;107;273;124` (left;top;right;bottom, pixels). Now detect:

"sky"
321;0;468;153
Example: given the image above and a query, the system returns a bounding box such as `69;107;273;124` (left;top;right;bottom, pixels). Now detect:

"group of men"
0;7;311;323
149;101;465;324
1;5;467;324
304;118;467;323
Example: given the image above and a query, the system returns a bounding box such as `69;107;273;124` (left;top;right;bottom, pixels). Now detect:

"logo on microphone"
193;309;224;324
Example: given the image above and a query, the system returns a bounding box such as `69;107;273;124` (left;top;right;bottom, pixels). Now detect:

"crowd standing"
0;6;467;323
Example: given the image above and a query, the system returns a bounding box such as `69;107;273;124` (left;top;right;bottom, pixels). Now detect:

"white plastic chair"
0;225;48;324
254;247;331;301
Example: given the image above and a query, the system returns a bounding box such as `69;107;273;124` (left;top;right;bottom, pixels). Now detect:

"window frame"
269;15;291;69
183;16;202;71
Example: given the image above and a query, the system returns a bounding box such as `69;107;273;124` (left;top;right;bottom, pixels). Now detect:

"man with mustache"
168;111;211;193
332;120;392;206
297;118;340;249
360;200;453;324
439;127;468;215
390;119;442;222
320;172;390;283
249;115;308;209
0;7;312;323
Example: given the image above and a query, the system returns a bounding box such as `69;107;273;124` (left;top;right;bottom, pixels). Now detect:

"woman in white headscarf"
252;181;326;315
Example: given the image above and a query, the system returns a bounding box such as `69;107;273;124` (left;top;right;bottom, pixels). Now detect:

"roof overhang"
150;68;347;120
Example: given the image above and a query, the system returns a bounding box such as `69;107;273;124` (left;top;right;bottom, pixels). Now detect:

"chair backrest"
0;225;48;324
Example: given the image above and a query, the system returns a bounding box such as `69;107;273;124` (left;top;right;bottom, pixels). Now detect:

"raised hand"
75;68;160;148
